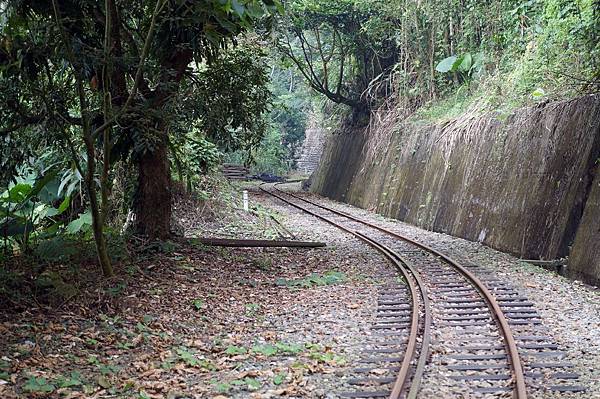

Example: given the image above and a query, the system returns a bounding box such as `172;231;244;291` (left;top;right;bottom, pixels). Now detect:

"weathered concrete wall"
312;120;366;200
313;94;600;267
568;164;600;286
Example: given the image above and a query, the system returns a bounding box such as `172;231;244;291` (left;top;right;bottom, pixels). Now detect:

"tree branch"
91;0;168;140
281;30;358;107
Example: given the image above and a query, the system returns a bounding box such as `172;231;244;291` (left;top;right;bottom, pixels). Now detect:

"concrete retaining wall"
568;164;600;286
312;94;600;284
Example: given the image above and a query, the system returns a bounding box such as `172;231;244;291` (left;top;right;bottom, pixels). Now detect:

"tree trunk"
91;208;114;276
132;49;193;240
134;136;171;240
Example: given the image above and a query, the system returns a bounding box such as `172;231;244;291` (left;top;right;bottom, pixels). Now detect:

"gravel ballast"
265;182;600;398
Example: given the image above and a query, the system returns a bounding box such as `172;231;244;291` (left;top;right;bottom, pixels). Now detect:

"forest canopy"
0;0;281;276
280;0;599;117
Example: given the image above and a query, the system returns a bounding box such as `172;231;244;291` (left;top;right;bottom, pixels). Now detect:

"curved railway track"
260;182;528;399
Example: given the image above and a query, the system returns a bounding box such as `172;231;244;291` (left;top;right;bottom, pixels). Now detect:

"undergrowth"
0;233;131;314
412;0;599;124
176;177;289;240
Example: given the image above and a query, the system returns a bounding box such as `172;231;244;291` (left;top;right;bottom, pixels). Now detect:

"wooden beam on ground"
519;258;567;267
194;237;326;248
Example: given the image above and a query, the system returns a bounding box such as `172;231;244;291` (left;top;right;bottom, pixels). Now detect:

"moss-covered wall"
313;94;600;278
311;121;367;201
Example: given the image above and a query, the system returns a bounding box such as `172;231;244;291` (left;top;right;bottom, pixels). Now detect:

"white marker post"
243;190;249;212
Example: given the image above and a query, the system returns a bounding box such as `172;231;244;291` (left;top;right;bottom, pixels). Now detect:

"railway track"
260;183;586;398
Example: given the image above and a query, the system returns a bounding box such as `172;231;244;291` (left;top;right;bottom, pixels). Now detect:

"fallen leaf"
370;368;387;375
97;376;111;389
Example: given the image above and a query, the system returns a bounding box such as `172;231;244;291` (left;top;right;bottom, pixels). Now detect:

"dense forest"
1;0;599;287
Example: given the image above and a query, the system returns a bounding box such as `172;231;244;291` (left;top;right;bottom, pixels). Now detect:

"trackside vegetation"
0;0;598;303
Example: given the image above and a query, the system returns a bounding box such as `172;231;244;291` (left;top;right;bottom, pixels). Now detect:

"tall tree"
277;0;398;115
1;0;280;275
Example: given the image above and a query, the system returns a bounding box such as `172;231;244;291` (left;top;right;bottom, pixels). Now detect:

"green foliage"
245;303;260;316
281;0;599;122
436;56;459;73
213;380;232;393
425;0;599;118
252;344;278;356
0;359;10;379
273;372;286;385
187;40;272;154
228;58;314;175
23;376;56;394
308;350;346;364
274;342;304;354
0;162;80;252
192;299;204;311
56;372;83;388
171;134;223;191
176;347;216;370
65;211;92;235
436;53;484;77
279;0;398;108
227;61;314;175
271;72;311;150
252;128;291;175
225;345;248;355
531;88;546;98
170;39;275;182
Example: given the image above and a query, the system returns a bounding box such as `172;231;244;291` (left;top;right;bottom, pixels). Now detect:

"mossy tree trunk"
133;132;172;240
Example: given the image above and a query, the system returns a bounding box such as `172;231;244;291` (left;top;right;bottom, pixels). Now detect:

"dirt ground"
0;183;388;398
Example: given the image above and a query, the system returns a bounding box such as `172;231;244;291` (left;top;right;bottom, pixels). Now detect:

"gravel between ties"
266;182;600;399
250;188;402;398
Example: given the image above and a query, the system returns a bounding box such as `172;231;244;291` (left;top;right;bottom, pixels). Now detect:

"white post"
243;190;249;212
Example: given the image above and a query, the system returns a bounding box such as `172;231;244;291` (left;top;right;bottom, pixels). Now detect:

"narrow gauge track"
261;184;431;398
260;183;528;399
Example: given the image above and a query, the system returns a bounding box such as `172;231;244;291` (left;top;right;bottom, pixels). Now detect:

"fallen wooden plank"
519;258;567;267
194;237;326;248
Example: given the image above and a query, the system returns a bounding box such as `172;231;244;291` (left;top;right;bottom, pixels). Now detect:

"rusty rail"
260;184;428;399
268;183;528;399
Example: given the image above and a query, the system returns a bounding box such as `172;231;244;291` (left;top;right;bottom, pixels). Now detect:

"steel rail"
355;231;432;399
352;232;422;398
259;184;426;398
271;183;528;399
